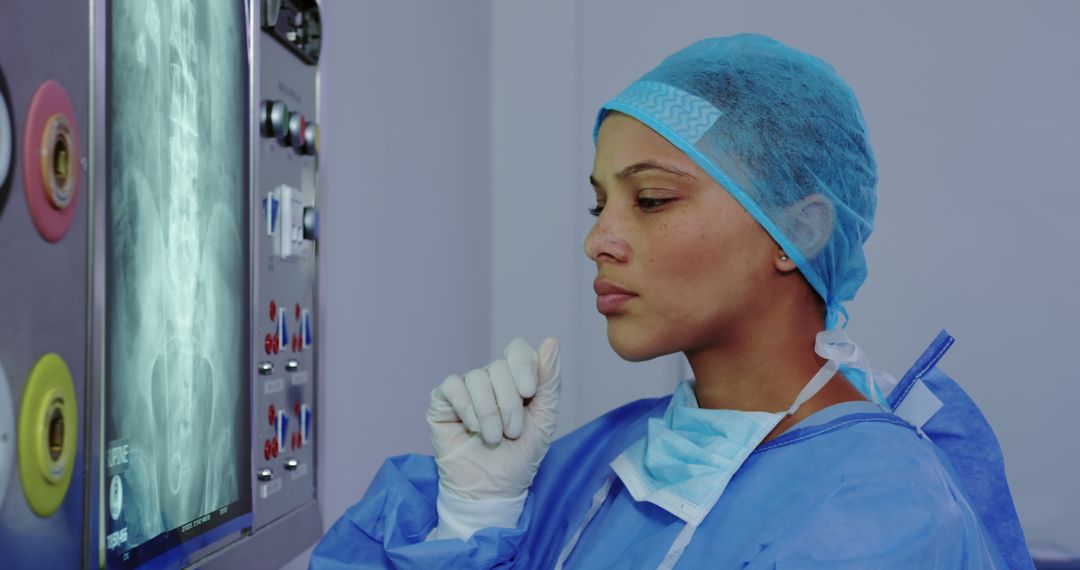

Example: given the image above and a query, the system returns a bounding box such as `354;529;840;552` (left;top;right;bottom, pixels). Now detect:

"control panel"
253;0;321;529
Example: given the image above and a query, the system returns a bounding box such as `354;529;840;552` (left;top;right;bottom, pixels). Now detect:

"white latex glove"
426;337;560;540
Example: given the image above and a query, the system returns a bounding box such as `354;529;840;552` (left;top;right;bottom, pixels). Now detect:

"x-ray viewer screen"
105;0;250;565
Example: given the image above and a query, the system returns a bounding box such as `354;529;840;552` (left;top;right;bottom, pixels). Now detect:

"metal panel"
251;7;321;528
0;1;90;568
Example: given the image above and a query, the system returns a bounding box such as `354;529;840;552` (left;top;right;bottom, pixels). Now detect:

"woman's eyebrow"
616;161;696;180
590;160;696;189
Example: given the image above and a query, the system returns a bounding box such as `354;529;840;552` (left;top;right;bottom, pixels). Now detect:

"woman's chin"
607;327;671;363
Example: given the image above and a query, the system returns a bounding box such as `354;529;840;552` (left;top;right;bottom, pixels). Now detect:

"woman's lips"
594;279;637;315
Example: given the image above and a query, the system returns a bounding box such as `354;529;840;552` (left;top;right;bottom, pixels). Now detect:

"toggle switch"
302;309;313;347
263;190;281;236
257;468;273;482
284;459;299;471
301;403;311;446
278;308;288;349
276;409;289;451
285;359;299;372
258;362;273;375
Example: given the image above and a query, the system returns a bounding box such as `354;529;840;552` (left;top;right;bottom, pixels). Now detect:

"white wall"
288;1;493;568
490;0;688;440
492;0;1080;554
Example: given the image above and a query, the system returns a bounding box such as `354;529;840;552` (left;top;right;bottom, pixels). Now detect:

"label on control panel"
260;479;283;499
276;184;305;260
290;462;308;480
264;377;285;394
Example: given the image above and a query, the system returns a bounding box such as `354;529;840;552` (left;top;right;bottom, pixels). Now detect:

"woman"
311;34;1029;568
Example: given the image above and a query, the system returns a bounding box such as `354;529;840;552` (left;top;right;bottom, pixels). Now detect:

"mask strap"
658;523;698;570
815;328;892;405
784;357;840;416
555;474;616;570
783;326;881;416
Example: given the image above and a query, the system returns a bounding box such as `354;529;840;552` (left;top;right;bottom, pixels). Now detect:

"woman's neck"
684;295;867;441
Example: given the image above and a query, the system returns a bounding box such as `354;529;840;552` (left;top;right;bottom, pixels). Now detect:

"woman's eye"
588;204;604;217
636;197;672;211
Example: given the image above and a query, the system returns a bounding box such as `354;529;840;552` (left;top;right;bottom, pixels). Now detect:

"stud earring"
779;254;789;261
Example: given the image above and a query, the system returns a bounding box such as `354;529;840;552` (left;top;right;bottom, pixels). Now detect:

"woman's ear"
774;246;798;273
782;194;835;260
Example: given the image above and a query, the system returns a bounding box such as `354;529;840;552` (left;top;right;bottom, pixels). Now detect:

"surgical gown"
312;333;1030;569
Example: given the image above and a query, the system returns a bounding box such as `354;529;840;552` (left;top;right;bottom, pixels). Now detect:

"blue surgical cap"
595;34;877;330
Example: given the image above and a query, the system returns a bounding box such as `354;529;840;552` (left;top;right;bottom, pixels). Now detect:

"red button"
268;404;276;426
264;439;272;460
270;300;277;321
295;303;301;321
264;334;273;355
273;334;280;354
272;437;279;458
294;400;301;417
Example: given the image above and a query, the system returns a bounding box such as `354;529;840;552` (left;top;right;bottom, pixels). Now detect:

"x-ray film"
105;0;250;565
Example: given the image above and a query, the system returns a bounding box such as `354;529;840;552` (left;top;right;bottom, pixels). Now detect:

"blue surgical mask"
601;330;886;569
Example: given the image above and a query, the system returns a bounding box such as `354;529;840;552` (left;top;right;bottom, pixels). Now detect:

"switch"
301;404;312;446
257;362;273;375
284;459;299;471
263;190;280;236
257;468;273;482
278;308;288;349
302;309;313;347
276;409;289;451
285;359;299;372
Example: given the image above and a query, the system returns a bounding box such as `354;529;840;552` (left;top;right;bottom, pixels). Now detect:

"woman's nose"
584;216;629;263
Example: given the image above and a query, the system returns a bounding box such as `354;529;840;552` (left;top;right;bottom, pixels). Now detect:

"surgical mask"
555;329;887;570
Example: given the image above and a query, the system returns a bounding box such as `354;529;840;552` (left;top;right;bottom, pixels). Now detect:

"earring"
779;254;789;261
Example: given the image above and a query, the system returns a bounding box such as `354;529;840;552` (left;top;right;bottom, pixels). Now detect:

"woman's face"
586;113;782;361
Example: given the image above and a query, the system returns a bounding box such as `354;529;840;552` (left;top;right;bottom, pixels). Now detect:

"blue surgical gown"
312;333;1029;569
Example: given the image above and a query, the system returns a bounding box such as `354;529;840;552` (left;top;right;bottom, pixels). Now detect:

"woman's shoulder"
706;415;1005;567
746;412;978;520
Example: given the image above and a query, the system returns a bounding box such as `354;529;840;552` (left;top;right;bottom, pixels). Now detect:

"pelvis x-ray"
107;0;246;550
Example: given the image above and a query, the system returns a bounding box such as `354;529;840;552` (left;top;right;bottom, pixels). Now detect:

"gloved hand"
426;337;560;540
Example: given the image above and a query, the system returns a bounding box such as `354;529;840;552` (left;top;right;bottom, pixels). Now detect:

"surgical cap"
595;34;877;330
